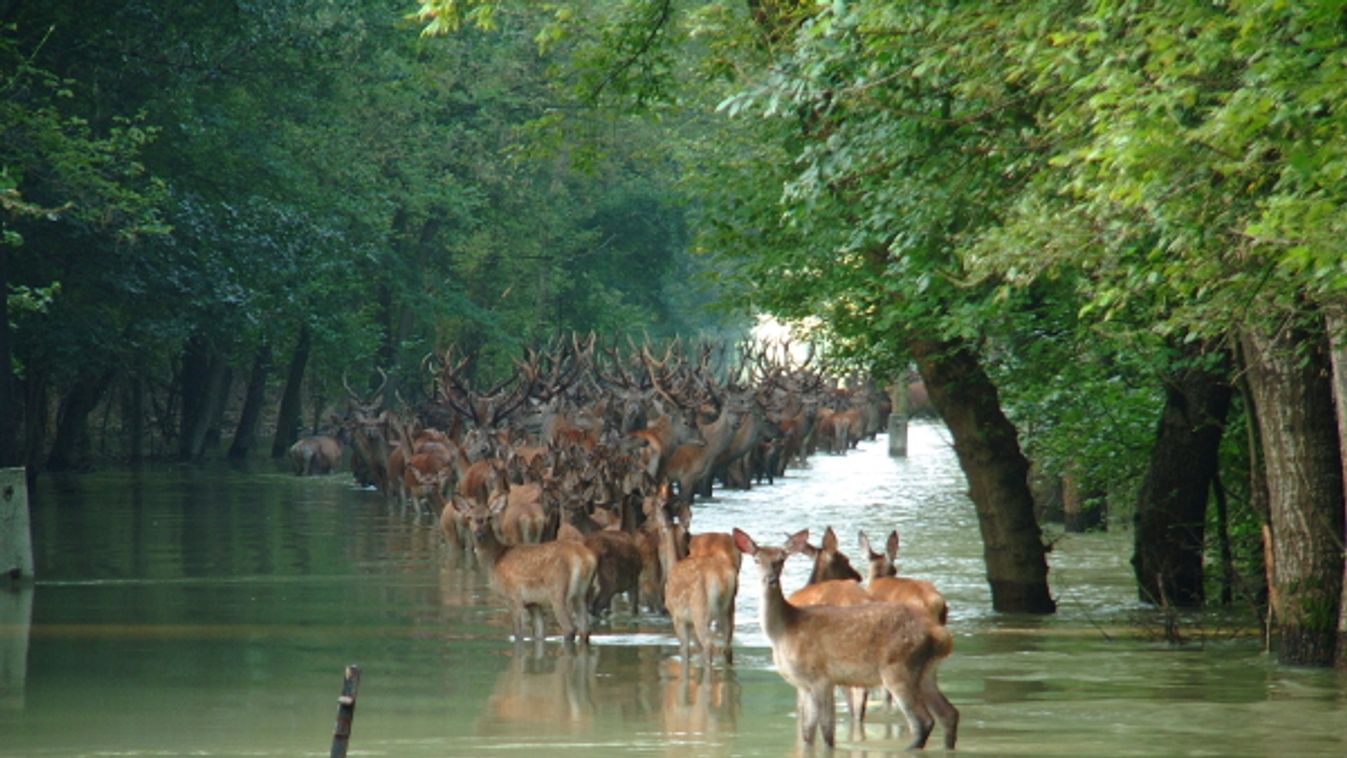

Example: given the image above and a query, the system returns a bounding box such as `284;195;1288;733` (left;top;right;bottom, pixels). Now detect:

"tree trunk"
178;334;229;462
271;326;311;459
123;355;146;464
203;366;233;451
22;365;49;475
177;334;209;460
228;343;272;461
910;336;1056;613
1324;307;1347;669
46;369;114;472
1132;345;1232;609
1240;320;1344;667
0;247;18;467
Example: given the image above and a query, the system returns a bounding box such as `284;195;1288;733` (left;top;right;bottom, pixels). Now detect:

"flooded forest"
5;1;1347;754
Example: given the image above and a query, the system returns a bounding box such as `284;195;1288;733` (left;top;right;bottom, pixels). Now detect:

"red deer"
733;528;958;749
456;495;598;644
859;530;949;625
626;400;706;479
287;434;342;475
560;522;644;617
785;528;873;727
490;482;549;545
800;526;863;584
664;395;748;502
648;489;738;666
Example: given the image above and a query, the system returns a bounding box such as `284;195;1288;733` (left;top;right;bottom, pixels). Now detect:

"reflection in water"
1;424;1344;756
0;586;33;710
660;657;741;750
479;641;597;736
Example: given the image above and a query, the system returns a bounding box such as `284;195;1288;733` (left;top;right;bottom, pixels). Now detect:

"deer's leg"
920;663;959;749
846;686;868;730
797;689;818;744
720;595;736;665
551;591;576;643
816;685;837;747
693;603;715;667
883;670;933;750
573;581;592;644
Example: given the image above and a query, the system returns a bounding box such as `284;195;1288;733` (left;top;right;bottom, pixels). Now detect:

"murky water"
3;421;1345;756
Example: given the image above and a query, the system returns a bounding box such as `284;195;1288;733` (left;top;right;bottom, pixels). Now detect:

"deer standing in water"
860;529;949;625
456;495;597;644
733;528;958;750
648;487;738;666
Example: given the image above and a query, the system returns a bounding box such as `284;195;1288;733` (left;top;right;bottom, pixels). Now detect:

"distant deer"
648;487;738;666
456;495;598;644
859;530;949;625
733;528;958;749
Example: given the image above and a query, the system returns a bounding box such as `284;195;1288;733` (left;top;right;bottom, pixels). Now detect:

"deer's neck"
760;573;800;642
474;527;510;572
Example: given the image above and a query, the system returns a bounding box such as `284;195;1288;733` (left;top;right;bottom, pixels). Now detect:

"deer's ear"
858;531;873;558
784;528;810;555
887;530;900;558
822;526;839;551
732;528;756;555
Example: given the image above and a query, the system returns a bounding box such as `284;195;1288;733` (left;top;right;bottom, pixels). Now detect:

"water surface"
2;421;1344;756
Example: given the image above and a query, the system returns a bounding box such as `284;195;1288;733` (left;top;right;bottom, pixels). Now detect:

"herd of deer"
304;336;956;749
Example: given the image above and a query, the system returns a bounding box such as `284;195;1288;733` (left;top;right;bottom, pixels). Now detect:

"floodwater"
3;420;1345;756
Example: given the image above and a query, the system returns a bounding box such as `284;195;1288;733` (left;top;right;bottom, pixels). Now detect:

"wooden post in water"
887;382;909;458
330;664;361;758
1;468;33;711
1;468;33;585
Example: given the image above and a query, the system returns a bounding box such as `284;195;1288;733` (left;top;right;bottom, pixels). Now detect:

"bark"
22;364;48;474
910;336;1056;613
46;369;114;472
1132;345;1232;608
228;343;272;461
123;356;145;464
0;247;17;467
1240;320;1344;667
202;366;233;451
271;326;311;459
178;335;230;462
1324;307;1347;669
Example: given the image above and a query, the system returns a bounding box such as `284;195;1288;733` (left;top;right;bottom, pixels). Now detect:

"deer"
455;495;598;645
785;528;875;728
287;434;342;475
647;486;738;666
800;526;863;584
558;520;644;617
860;530;949;625
733;528;958;750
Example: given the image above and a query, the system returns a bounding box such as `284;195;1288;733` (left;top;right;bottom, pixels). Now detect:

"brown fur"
734;528;957;750
648;491;738;666
860;530;949;625
459;496;598;644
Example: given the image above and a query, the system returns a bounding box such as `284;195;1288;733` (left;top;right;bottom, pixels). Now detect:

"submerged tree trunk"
1324;307;1347;669
910;336;1056;613
271;326;311;459
228;343;272;461
1240;320;1344;667
178;334;230;462
0;247;18;467
46;369;114;472
1133;345;1232;609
